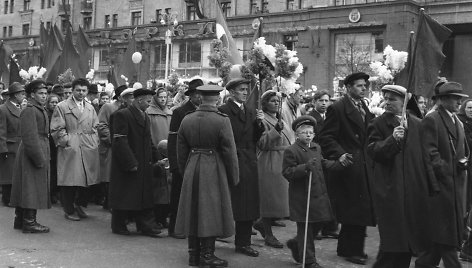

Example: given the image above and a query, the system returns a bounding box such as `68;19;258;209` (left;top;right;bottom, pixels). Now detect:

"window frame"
131;11;142;26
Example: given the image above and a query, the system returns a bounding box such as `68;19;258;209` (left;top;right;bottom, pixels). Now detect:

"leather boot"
199;237;228;268
188;236;200;266
14;207;23;230
22;209;50;233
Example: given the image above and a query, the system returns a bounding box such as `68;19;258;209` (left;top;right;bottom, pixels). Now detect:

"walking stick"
302;171;313;267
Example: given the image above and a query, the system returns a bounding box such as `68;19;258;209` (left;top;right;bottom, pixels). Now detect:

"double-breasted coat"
367;112;430;253
175;105;239;238
421;106;468;248
50;98;100;186
318;95;376;226
257;113;293;218
10;99;51;209
109;105;155;210
282;140;340;223
218;100;264;221
0;101;21;185
97;101;121;183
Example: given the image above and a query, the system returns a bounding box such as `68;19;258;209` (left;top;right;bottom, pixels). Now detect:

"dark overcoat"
0;101;21;185
109;105;154;211
421;106;468;248
10;99;51;209
218;100;264;221
367;113;430;253
168;100;197;174
97;101;121;183
308;109;324;143
175;105;239;238
282;140;340;223
318;95;376;226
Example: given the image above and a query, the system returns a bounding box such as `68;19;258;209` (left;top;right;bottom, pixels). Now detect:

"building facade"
0;0;472;95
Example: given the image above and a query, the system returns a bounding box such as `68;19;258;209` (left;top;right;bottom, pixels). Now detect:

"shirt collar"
233;100;243;108
10;100;20;108
72;95;83;106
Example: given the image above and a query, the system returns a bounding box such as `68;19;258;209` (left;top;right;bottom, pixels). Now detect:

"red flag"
44;23;63;82
76;26;92;75
9;57;22;85
39;21;50;67
407;11;451;98
0;41;13;80
214;0;243;65
395;31;415;89
53;23;64;49
116;35;137;85
60;26;84;78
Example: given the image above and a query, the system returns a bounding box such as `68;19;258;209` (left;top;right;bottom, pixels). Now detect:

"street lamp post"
164;29;172;82
160;13;178;83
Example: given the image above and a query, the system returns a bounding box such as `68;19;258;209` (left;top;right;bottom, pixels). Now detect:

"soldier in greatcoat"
108;88;161;238
50;78;100;221
176;85;239;267
0;82;25;206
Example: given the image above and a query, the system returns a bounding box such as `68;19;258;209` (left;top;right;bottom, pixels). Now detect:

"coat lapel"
6;101;21;118
78;103;93;124
129;105;145;128
343;96;365;132
67;98;82;120
438;107;457;140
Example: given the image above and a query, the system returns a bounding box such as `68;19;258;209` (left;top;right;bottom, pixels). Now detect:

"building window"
156;9;161;22
22;23;29;35
9;0;13;13
47;0;52;8
104;15;110;28
41;0;45;9
165;8;171;14
83;16;92;30
187;4;196;21
8;25;12;36
373;32;384;53
250;0;258;14
222;2;231;17
112;14;118;28
131;11;141;26
284;34;298;51
2;26;6;37
179;41;201;67
287;0;296;10
154;44;168;78
99;49;109;66
262;1;268;13
23;0;30;11
4;1;7;14
46;21;51;29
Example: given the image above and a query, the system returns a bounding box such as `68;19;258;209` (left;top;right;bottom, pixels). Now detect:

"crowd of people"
0;71;471;268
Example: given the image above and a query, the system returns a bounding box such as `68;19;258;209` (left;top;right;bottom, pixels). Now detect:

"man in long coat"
218;78;264;257
417;82;469;268
167;78;202;238
50;78;100;221
176;84;239;267
0;82;25;206
367;85;429;268
318;72;375;265
108;88;161;238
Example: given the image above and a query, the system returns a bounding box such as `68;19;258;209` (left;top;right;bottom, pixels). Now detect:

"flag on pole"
39;21;50;67
9;57;22;85
44;23;63;81
214;0;243;64
117;35;137;85
0;41;13;80
76;26;92;76
60;26;84;79
406;10;452;98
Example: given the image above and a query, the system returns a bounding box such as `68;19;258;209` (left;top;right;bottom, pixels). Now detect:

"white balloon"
132;52;142;64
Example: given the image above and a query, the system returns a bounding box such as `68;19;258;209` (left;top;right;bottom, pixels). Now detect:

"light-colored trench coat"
50;97;100;186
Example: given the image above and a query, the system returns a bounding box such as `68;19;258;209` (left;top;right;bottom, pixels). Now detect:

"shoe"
272;219;286;227
64;212;81;221
112;229;131;235
169;232;186;239
75;205;88;218
305;263;323;268
315;233;323;240
14;207;23;230
460;251;472;262
344;255;367;265
253;220;265;238
235;246;259;257
321;231;339;239
265;236;283;248
286;238;300;263
140;229;163;238
22;209;50;234
251;230;257;235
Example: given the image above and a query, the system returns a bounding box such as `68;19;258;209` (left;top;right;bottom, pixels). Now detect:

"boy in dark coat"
283;115;341;268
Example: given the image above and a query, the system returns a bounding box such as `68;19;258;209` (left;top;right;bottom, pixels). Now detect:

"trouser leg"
168;171;183;234
373;251;411;268
61;186;76;215
14;207;23;229
337;224;366;256
188;236;200;266
235;220;253;247
415;243;443;268
135;208;157;233
1;184;11;205
75;186;89;208
438;243;462;268
111;209;129;232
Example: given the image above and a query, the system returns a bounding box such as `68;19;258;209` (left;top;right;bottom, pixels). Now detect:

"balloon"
132;52;142;64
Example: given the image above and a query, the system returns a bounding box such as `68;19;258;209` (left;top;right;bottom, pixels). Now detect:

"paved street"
0;204;466;268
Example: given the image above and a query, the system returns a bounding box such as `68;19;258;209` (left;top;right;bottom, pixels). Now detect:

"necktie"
357;102;366;122
78;102;84;112
240;104;245;114
321;113;325;120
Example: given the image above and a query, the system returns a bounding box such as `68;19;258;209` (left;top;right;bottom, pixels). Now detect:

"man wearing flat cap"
218;78;265;257
367;85;429;268
318;72;375;265
417;81;469;268
0;82;26;206
167;78;203;238
109;88;161;237
176;84;239;267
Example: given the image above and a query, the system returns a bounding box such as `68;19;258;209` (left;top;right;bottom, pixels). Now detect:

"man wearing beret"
218;78;265;257
50;78;100;221
108;88;161;237
417;82;469;268
167;78;203;238
367;85;429;268
318;72;375;265
0;82;26;207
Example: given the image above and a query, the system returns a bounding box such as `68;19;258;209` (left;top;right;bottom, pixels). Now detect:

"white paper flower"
28;66;38;78
37;67;47;78
19;69;29;80
254;37;276;65
86;69;95;81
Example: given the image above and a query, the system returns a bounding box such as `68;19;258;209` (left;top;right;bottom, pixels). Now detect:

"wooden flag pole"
302;171;313;267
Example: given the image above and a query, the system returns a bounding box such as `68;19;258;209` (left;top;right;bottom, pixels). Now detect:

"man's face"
347;79;367;100
122;94;134;107
156;91;167;107
314;94;330;113
72;85;88;101
231;83;248;103
137;95;153;111
189;92;202;106
291;90;305;106
63;87;72;99
12;91;26;104
417;96;427;113
383;92;404;115
441;95;462;113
